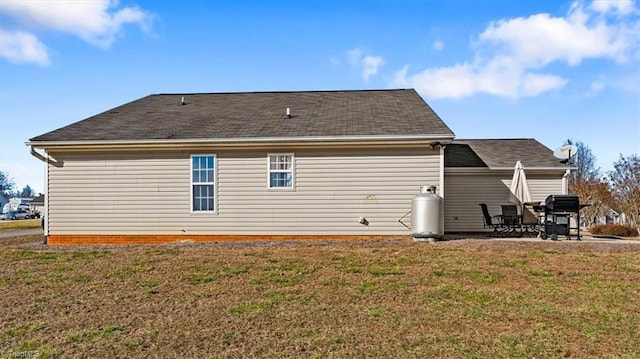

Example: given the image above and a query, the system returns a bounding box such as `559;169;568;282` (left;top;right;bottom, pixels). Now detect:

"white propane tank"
411;185;443;242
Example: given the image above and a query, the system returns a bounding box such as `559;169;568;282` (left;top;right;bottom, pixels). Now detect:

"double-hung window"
268;153;294;189
191;155;216;212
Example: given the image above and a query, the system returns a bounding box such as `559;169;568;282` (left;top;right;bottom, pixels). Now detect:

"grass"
1;236;640;358
0;218;41;230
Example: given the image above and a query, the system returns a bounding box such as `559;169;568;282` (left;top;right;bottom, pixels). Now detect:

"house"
29;194;45;216
27;89;569;245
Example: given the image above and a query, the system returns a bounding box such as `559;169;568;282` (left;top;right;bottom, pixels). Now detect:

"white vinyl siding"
443;170;564;232
46;147;440;235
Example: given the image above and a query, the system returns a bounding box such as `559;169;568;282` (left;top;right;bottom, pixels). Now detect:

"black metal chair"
479;203;504;237
501;204;522;237
521;202;541;236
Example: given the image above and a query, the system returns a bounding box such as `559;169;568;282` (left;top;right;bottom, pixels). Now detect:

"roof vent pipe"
181;96;186;105
286;107;291;118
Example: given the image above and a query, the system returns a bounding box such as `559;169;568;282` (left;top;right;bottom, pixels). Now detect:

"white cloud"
339;47;385;82
479;5;632;65
393;0;640;99
0;0;152;65
433;40;444;51
586;79;606;96
520;73;569;96
590;0;636;15
393;62;567;99
0;30;49;66
362;55;385;82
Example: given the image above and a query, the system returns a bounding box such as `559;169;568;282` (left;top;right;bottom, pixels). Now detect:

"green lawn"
2;236;639;358
0;218;41;230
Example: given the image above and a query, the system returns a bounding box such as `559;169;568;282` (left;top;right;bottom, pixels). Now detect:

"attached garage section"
444;170;565;232
443;139;570;233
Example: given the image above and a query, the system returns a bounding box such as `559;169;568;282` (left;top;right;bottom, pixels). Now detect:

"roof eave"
445;166;573;173
489;166;577;171
27;134;455;150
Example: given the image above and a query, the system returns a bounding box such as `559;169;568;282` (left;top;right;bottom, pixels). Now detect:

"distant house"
30;194;45;215
27;89;570;245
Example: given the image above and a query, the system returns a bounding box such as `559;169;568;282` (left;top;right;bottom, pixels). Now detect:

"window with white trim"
268;153;294;189
191;155;216;212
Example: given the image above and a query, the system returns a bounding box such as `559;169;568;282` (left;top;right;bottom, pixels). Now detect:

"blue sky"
1;0;638;194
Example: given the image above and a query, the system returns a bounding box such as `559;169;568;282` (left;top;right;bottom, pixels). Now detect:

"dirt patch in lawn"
2;235;639;358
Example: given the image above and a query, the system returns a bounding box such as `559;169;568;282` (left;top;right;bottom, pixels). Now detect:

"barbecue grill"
542;194;581;240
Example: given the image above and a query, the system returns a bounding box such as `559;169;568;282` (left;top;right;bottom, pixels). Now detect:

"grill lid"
545;194;580;212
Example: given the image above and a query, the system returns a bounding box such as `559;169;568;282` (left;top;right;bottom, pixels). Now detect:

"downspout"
562;169;571;194
29;146;61;241
439;144;446;234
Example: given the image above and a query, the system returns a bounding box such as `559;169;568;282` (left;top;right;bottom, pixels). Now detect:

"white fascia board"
445;167;570;174
26;134;455;150
489;166;577;171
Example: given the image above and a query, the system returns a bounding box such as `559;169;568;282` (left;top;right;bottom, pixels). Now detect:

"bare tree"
571;179;614;227
564;140;612;227
564;139;600;184
608;154;640;232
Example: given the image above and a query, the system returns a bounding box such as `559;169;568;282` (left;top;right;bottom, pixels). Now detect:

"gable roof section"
444;143;487;168
29;89;454;145
446;139;568;169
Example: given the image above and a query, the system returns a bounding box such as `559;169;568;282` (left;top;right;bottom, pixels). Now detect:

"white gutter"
490;166;577;171
29;146;63;167
26;134;455;149
445;167;570;173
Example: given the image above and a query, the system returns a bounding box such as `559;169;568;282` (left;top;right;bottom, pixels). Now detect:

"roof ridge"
151;88;415;96
454;138;536;141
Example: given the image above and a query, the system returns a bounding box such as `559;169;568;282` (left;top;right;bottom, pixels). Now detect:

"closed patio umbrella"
508;160;532;206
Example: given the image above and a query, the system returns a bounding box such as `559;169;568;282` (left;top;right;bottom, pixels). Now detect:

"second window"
268;153;294;189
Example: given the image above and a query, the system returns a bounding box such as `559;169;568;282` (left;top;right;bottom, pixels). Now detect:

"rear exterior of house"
42;146;442;244
28;89;570;244
28;89;455;244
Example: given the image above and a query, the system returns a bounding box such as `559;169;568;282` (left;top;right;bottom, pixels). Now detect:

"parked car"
2;209;31;220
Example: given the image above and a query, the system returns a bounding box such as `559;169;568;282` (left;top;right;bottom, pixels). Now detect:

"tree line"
0;171;38;198
566;139;639;233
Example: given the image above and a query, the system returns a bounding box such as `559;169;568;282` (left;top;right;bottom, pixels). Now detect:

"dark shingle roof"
30;89;454;143
446;139;568;169
444;143;488;167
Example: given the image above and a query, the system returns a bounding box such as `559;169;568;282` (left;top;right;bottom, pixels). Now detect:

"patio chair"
479;203;504;237
521;202;541;236
501;204;522;237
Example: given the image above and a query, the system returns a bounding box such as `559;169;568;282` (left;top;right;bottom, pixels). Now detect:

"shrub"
589;223;638;237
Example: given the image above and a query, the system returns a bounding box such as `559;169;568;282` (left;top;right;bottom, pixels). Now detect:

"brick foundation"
46;234;411;245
